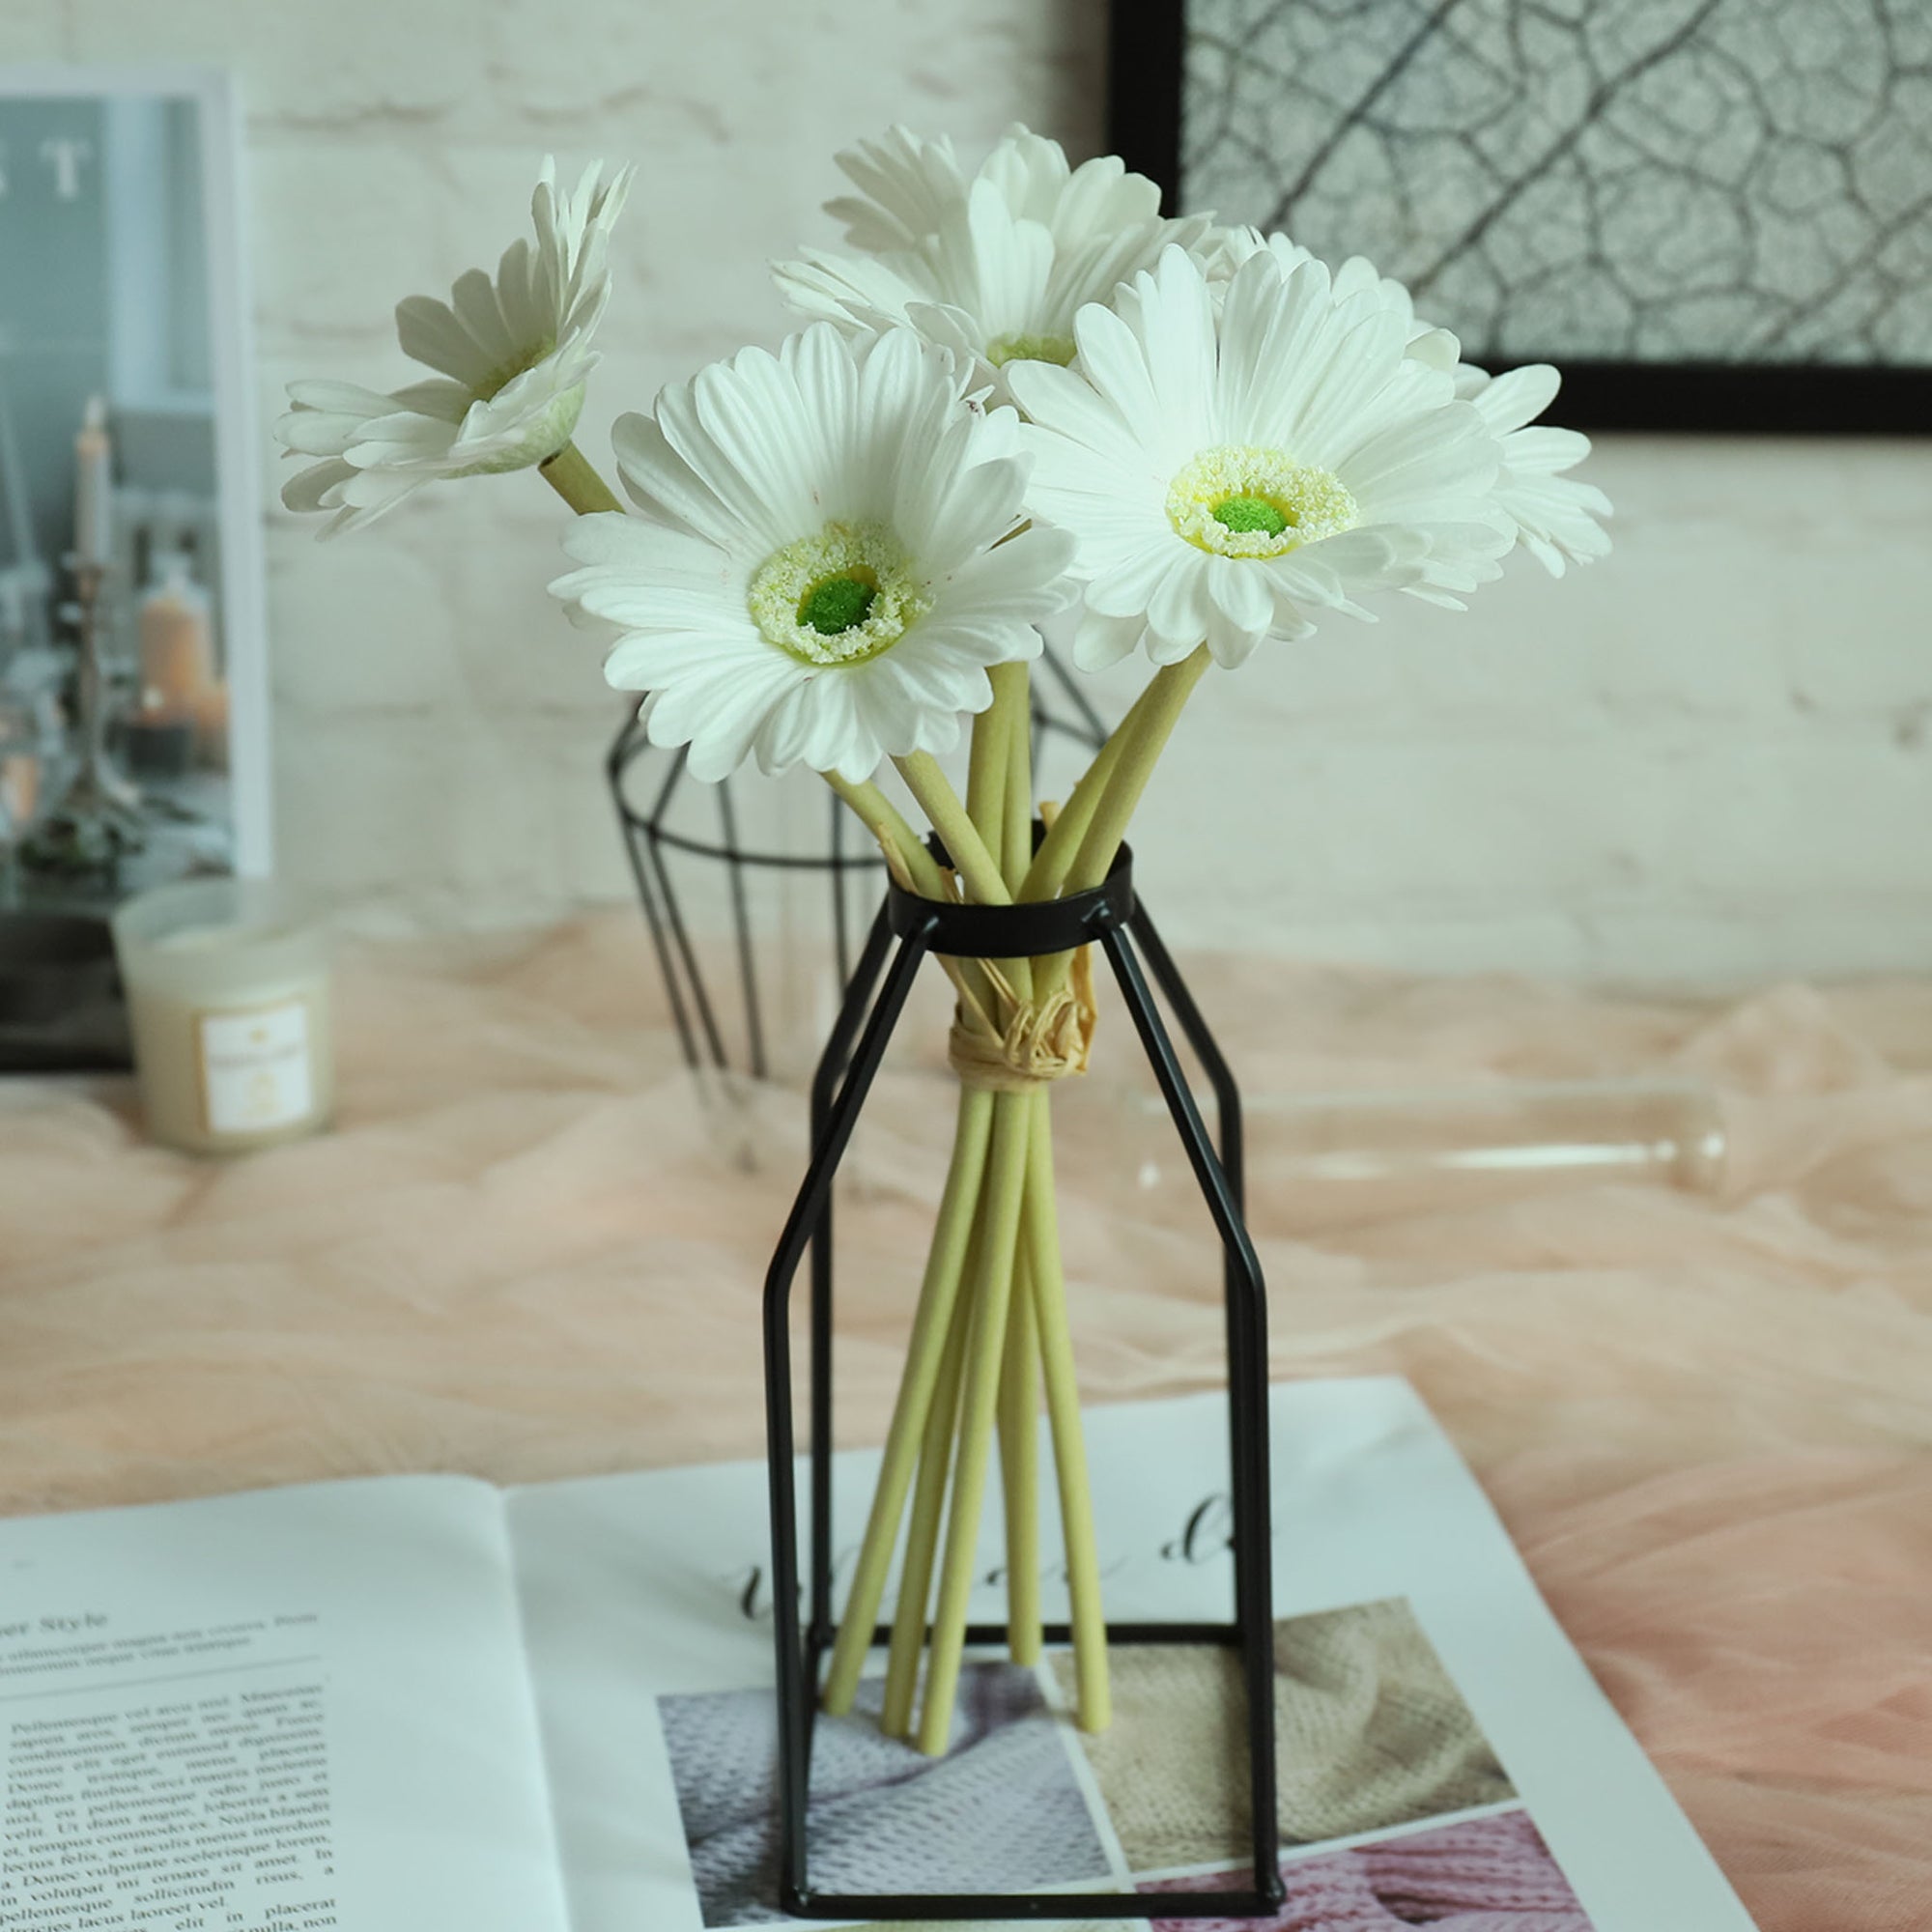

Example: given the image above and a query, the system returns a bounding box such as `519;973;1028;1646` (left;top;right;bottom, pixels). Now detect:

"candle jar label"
198;1001;315;1135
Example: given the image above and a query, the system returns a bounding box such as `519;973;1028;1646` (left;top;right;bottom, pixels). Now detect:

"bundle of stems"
540;443;1208;1755
816;645;1210;1757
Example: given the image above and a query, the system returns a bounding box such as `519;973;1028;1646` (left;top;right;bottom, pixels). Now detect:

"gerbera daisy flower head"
773;125;1213;406
549;323;1075;785
1210;228;1610;578
1009;243;1520;672
275;156;633;537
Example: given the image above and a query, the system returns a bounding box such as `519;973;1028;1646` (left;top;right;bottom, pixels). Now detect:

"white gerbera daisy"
275;157;633;537
774;125;1212;404
1456;363;1612;576
549;325;1075;784
1212;228;1609;578
1009;245;1515;671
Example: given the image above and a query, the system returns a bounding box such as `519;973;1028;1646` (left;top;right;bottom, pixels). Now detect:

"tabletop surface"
2;910;1927;1932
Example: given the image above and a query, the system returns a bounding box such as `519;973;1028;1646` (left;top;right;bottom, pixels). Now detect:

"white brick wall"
19;1;1932;982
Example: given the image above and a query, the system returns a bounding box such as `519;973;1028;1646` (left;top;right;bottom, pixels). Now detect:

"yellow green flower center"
1212;495;1289;537
1166;445;1358;558
749;522;930;667
987;332;1078;369
798;570;877;636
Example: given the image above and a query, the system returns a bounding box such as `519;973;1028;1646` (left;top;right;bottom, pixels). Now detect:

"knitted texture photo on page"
1053;1597;1517;1872
659;1662;1113;1925
1141;1809;1593;1931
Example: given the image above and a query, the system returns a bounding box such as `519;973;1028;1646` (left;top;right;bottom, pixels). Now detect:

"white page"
508;1377;1757;1932
0;1475;571;1932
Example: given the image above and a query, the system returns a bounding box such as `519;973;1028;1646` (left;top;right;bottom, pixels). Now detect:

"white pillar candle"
111;878;333;1154
74;395;113;570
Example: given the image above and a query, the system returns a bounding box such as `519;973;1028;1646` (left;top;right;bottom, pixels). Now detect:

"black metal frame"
760;843;1284;1920
1108;1;1932;437
608;646;1110;1081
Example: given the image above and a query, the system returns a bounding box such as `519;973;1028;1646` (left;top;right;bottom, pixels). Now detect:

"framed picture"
0;65;270;1066
1110;1;1932;432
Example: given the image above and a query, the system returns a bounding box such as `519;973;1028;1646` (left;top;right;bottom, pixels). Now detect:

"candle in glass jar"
111;878;333;1154
138;553;214;712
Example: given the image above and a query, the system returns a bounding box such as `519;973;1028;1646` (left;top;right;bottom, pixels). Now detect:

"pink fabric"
1144;1812;1587;1929
4;913;1930;1929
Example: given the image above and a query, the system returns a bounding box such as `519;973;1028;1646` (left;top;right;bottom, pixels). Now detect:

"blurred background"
1;0;1926;987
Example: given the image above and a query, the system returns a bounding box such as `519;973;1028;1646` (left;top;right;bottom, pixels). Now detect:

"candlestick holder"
22;559;145;881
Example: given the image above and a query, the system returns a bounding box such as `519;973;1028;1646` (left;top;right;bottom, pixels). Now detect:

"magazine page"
507;1377;1756;1932
0;1476;571;1932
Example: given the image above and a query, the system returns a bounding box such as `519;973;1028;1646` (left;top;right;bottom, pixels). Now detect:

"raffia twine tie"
947;947;1097;1094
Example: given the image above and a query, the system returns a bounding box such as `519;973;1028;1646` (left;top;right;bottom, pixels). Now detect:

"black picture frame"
1107;1;1932;436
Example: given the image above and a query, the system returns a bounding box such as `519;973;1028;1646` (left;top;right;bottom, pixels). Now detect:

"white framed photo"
0;63;271;900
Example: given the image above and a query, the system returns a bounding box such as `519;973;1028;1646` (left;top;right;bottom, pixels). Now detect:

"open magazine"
0;1378;1755;1932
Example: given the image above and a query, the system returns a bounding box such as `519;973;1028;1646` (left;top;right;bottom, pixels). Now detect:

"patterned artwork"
1181;0;1932;367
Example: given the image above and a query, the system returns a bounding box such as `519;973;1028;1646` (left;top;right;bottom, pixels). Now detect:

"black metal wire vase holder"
761;838;1285;1921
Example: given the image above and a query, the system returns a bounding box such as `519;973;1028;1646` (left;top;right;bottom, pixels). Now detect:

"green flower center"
798;570;878;636
749;522;930;668
986;332;1078;369
1167;445;1358;558
1211;495;1289;538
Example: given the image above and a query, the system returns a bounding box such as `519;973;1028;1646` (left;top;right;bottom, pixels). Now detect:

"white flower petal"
392;297;496;387
601;626;768;690
1083;540;1176;621
1466;362;1563;435
1204;554;1272;661
611;409;764;553
1146;549;1213;656
825;126;967;253
280;457;357;514
1071;302;1168;463
448;265;519;372
1073;606;1146;671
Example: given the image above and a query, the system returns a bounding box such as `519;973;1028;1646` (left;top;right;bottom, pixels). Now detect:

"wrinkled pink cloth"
3;914;1929;1932
1144;1812;1587;1929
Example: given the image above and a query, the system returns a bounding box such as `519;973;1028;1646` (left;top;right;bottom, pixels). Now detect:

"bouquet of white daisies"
278;127;1608;1755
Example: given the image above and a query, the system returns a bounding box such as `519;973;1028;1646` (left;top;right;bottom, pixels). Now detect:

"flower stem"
1065;643;1211;895
881;1258;977;1737
821;1086;995;1717
969;663;1034;1001
819;772;952;903
997;1238;1041;1664
915;1089;1033;1755
1019;675;1160;903
1035;644;1211;1004
995;669;1042;1666
966;676;1013;876
895;752;1009;906
1002;668;1034;895
1023;1090;1111;1732
538;440;623;516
